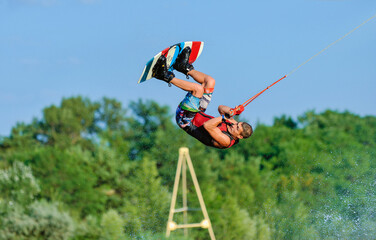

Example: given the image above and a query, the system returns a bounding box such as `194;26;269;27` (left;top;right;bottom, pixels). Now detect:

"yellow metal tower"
166;147;216;240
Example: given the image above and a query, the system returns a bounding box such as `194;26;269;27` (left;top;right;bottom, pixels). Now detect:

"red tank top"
187;111;238;148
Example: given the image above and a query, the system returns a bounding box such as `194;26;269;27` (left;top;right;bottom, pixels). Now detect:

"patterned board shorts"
176;92;212;128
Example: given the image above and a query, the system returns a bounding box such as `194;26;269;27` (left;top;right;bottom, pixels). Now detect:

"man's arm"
203;116;231;148
218;105;233;118
219;104;245;118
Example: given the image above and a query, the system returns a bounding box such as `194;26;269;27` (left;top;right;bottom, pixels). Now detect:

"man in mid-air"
152;47;253;149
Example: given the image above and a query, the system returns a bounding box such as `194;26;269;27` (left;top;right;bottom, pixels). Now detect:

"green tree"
0;161;40;206
0;162;74;240
29;146;106;216
122;158;170;237
214;197;256;240
1;97;375;239
100;209;126;240
127;99;172;160
0;201;74;240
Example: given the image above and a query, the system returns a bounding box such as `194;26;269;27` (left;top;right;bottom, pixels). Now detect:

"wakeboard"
138;41;204;84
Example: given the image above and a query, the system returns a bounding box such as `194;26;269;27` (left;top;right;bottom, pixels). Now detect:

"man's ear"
238;134;244;139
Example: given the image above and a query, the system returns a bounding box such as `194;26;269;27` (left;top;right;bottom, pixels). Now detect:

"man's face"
229;122;244;139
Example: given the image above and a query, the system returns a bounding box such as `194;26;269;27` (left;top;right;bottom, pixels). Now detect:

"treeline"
0;96;375;240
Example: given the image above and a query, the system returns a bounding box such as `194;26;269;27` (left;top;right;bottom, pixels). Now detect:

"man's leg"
170;70;215;111
172;77;203;128
169;77;204;98
153;48;214;110
187;70;215;111
168;69;215;97
173;47;215;89
187;70;215;89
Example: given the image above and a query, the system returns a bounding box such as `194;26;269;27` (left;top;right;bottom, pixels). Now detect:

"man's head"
228;122;253;140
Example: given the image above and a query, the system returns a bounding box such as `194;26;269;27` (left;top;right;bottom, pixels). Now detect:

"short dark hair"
241;122;253;138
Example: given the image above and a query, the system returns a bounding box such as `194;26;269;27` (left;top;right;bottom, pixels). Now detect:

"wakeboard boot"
173;47;194;77
152;55;175;84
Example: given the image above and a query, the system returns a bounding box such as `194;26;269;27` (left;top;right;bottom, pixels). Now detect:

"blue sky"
1;0;375;136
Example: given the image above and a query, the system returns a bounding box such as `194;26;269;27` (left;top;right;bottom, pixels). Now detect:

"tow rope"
238;13;376;111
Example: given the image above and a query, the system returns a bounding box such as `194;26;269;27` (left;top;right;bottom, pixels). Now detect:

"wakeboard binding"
152;55;175;84
173;47;194;77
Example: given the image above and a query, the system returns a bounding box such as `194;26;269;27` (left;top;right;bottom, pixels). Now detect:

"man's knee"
204;75;216;88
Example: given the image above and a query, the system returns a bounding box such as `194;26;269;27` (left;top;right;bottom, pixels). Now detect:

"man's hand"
218;104;244;118
233;105;244;115
229;105;244;117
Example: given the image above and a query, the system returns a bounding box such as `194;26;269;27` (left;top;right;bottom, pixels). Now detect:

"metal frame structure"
166;147;216;240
